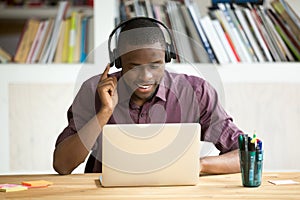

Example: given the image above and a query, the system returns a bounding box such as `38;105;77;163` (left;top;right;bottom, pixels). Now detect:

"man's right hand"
97;64;118;114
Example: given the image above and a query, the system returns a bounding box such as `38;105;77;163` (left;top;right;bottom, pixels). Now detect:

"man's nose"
137;67;153;80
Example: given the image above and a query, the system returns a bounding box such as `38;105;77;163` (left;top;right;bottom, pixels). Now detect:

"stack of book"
118;0;300;64
13;1;94;64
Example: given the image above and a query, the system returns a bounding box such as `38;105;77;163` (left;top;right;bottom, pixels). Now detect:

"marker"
251;132;257;143
254;142;263;186
248;141;256;186
238;134;244;150
240;134;249;186
244;134;249;151
238;134;246;184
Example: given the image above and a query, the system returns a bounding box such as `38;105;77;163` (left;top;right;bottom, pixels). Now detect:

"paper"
21;180;53;188
0;184;28;192
268;180;299;185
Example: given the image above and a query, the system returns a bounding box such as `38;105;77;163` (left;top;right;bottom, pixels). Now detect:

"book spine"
234;7;266;62
219;3;253;62
212;19;238;63
244;8;273;61
68;11;77;63
185;0;217;63
200;16;230;64
80;16;88;63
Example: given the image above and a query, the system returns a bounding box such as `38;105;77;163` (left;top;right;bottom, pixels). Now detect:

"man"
53;17;242;175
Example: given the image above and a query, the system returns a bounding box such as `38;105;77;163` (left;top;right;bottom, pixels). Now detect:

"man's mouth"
137;84;151;89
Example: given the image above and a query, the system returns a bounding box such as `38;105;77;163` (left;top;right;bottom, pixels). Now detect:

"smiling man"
53;17;243;175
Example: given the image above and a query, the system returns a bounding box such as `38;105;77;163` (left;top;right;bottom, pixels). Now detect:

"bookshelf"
0;6;93;19
0;0;299;174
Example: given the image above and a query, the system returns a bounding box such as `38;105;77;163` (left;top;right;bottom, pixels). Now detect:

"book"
212;0;264;5
218;3;253;62
74;11;84;63
180;4;210;63
166;1;195;63
200;15;230;64
256;5;286;61
0;47;12;63
41;1;69;63
80;15;88;63
185;0;217;63
62;17;71;62
144;0;154;18
211;19;238;63
271;0;300;42
266;8;295;61
86;16;94;63
14;19;40;63
210;9;241;62
270;3;300;52
68;11;77;63
234;5;266;62
244;7;273;61
37;18;54;63
26;20;45;63
268;8;300;60
30;20;50;63
54;20;66;63
225;4;257;62
119;0;127;21
280;0;300;30
252;6;281;61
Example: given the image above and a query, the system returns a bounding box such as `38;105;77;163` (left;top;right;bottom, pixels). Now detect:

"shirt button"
141;113;144;117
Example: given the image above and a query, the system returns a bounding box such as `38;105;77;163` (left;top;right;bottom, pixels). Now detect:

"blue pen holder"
239;149;263;187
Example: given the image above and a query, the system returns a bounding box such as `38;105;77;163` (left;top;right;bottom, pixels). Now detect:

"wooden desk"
0;172;299;199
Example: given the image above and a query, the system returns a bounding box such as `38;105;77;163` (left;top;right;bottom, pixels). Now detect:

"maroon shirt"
55;70;243;172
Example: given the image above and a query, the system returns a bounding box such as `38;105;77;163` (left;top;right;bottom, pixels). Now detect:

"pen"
241;134;249;184
238;134;246;184
238;134;244;150
248;141;256;186
244;134;249;151
254;140;263;186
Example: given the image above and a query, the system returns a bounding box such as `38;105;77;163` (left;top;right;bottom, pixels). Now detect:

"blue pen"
254;140;263;186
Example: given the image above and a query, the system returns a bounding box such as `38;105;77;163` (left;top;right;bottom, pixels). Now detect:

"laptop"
100;123;201;187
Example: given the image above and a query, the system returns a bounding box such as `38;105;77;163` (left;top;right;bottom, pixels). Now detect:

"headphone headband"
108;17;176;68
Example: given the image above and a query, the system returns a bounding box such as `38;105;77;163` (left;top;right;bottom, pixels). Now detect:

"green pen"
248;141;256;186
238;134;245;184
240;134;249;186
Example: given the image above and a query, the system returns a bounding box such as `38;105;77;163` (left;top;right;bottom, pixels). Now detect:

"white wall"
1;63;300;174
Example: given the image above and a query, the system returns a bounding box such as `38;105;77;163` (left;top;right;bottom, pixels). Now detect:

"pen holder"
239;149;263;187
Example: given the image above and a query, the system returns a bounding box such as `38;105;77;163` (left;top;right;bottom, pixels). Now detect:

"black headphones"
108;17;177;68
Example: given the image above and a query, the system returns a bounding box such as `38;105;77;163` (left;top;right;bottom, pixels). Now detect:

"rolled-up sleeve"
55;75;100;147
197;80;243;154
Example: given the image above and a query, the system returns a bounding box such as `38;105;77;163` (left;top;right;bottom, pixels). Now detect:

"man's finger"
100;63;110;81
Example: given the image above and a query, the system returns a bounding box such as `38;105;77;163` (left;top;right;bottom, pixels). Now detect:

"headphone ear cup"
113;49;122;68
165;44;171;63
115;57;122;69
169;44;177;60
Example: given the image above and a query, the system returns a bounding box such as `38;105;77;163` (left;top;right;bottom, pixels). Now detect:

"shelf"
0;62;299;83
0;6;93;19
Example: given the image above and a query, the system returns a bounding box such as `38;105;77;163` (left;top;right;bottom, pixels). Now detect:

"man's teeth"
137;84;150;89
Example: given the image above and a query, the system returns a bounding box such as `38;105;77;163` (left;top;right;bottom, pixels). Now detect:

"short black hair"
117;18;166;53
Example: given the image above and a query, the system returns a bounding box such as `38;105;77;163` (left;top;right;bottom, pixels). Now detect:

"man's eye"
150;65;161;69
